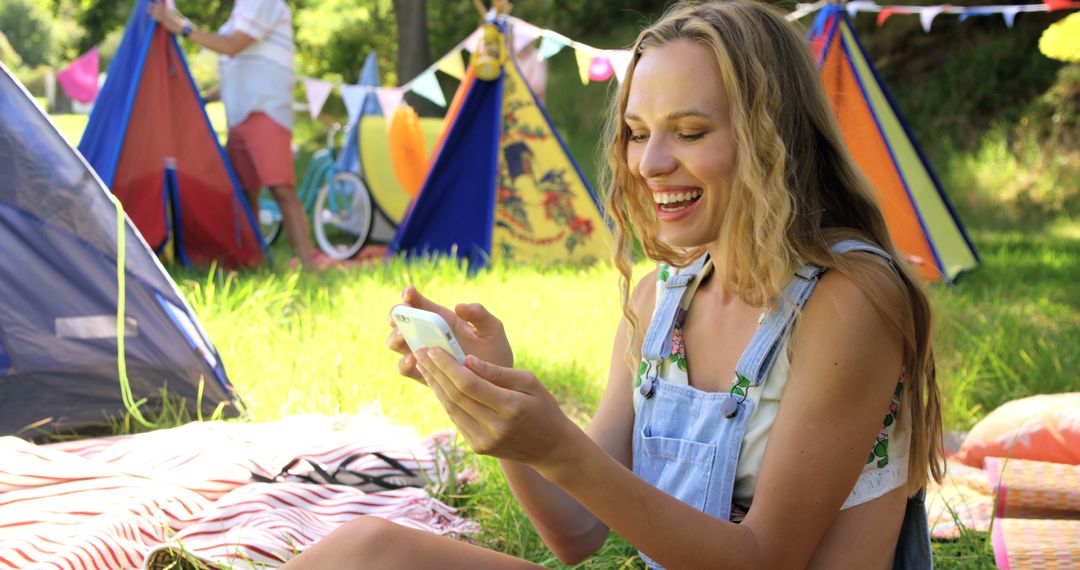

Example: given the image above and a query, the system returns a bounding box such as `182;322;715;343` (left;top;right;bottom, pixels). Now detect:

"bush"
0;31;24;70
0;0;62;68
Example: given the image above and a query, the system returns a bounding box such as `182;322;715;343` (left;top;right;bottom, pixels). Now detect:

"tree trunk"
392;0;440;116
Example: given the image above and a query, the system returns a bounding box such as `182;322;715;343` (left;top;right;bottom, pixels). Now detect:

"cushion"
953;393;1080;468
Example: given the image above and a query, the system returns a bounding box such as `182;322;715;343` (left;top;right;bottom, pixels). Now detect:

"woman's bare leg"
281;516;544;569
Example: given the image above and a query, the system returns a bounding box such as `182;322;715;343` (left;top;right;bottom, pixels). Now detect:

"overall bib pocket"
636;430;717;513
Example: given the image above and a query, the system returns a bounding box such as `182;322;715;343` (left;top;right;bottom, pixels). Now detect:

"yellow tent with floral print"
389;18;611;269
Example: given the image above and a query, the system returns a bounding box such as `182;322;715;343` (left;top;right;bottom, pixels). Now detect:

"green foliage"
0;31;24;69
0;0;66;67
868;11;1065;155
293;0;398;82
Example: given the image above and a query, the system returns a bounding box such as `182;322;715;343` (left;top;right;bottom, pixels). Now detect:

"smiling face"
624;39;737;250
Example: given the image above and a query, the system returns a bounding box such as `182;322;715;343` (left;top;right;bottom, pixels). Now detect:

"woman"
284;1;942;567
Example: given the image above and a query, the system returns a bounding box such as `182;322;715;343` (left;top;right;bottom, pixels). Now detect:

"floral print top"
638;259;910;509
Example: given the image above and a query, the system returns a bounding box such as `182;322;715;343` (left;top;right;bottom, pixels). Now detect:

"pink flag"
588;54;614;82
56;47;100;104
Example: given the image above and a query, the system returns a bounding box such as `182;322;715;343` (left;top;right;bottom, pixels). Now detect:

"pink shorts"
226;112;296;190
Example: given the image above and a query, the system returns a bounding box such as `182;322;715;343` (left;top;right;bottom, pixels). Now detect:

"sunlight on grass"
178;260;631;437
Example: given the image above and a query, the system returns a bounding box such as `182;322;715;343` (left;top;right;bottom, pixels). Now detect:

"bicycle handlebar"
326;123;342;151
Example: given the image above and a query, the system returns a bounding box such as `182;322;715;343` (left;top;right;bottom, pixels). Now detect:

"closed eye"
678;132;705;142
628;132;649;143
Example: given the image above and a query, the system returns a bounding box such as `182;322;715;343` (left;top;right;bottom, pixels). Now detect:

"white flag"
303;77;333;120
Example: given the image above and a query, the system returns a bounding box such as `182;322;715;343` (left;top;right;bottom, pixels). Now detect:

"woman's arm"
498;270;656;563
420;265;905;568
147;2;256;57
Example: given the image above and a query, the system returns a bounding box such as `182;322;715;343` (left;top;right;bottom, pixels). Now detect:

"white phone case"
391;306;467;364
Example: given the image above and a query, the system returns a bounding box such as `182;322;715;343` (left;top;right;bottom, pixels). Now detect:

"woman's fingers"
385;326;409;355
416;351;489;443
424;348;514;413
465;356;534;391
418;349;502;415
396;354;424;383
455;303;505;337
403;286;460;326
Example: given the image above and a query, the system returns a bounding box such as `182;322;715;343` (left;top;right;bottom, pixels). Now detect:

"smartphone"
391;306;467;364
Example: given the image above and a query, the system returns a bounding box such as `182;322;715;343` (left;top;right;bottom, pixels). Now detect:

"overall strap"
733;240;894;386
641;255;709;364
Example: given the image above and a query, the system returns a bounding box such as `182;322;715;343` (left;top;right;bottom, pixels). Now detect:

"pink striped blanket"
0;414;478;569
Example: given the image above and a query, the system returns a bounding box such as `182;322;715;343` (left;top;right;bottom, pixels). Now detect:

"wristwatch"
181;19;193;38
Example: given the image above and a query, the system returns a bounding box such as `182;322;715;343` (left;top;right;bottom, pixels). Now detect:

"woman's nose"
636;137;678;179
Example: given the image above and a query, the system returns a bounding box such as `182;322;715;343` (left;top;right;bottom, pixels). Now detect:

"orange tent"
810;5;979;282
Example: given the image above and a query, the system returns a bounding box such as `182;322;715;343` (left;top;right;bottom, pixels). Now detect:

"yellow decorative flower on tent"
1039;12;1080;62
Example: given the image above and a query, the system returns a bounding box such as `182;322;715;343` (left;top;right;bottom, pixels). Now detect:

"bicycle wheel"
313;171;373;260
257;188;283;245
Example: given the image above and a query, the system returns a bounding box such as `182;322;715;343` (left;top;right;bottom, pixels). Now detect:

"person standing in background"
149;0;332;270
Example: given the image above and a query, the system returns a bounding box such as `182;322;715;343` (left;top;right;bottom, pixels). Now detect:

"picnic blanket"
927;458;1080;569
0;414;479;569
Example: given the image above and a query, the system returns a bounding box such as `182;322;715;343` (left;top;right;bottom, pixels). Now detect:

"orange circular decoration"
388;104;428;198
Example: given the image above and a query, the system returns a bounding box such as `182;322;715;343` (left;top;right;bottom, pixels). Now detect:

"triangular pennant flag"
959;6;996;22
877;7;904;26
574;47;596;85
609;49;633;83
846;0;879;18
463;27;483;53
1046;0;1080;12
436;50;465;80
511;19;543;54
56;47;100;104
588;53;614;82
1003;6;1020;28
538;34;566;60
302;77;333;120
1039;12;1080;61
920;6;947;32
340;84;370;125
409;69;446;107
375;87;406;118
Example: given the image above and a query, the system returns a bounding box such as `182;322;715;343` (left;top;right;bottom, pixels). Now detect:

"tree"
392;0;440;116
0;0;60;67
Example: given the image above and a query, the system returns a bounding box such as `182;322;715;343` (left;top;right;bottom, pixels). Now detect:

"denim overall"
631;240;932;569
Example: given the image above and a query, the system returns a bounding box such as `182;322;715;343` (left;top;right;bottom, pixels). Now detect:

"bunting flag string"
796;0;1080;31
301;1;1078;120
300;15;632;121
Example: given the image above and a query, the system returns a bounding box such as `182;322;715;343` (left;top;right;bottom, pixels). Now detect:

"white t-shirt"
218;0;295;131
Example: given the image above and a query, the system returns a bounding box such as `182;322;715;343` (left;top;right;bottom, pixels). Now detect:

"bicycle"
257;123;339;246
258;123;374;261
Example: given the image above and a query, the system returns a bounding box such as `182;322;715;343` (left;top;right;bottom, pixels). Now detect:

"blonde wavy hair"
602;0;943;491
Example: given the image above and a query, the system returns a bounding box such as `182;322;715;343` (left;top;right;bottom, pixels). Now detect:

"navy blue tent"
0;62;241;437
80;0;266;269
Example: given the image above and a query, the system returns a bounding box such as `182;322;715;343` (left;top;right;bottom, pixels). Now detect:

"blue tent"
336;51;383;175
80;0;266;269
0;62;241;437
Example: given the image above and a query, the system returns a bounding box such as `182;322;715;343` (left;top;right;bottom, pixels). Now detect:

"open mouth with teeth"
654;190;703;211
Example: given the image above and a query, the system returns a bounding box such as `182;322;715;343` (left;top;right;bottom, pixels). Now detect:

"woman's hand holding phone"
386;286;513;384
